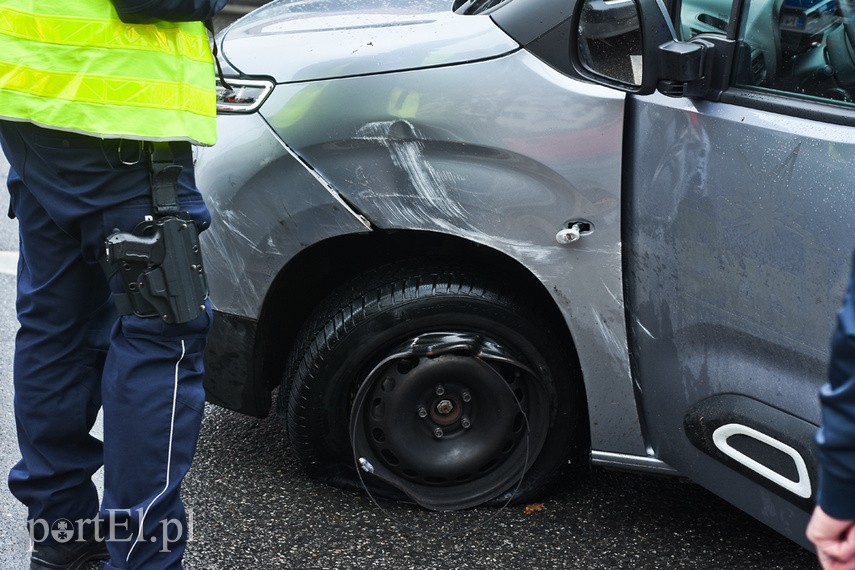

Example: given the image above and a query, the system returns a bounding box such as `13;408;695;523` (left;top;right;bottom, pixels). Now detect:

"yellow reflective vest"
0;0;217;145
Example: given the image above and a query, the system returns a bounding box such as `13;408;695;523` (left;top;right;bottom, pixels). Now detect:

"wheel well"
255;230;584;411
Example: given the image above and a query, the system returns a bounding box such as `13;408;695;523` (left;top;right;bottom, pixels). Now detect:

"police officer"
0;0;225;568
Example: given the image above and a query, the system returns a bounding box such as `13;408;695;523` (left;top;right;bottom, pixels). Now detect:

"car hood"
219;0;520;82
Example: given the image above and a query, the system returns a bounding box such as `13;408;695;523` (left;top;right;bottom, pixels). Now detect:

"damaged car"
196;0;855;546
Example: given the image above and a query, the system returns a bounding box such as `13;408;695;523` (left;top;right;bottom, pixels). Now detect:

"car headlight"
216;79;274;114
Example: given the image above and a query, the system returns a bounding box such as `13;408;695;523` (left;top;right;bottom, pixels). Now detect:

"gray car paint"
625;91;855;546
204;4;651;455
256;49;646;455
220;0;519;81
196;112;371;315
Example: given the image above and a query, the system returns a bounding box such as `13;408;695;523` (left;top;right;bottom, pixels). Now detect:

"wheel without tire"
282;262;587;508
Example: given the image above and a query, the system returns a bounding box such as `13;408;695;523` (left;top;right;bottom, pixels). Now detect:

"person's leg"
96;143;210;569
0;121;211;569
99;296;210;570
0;122;110;543
86;143;211;570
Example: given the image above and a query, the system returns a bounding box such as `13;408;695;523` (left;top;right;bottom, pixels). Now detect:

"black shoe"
30;535;109;570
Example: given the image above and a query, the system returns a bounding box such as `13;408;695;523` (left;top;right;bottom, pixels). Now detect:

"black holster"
102;142;208;324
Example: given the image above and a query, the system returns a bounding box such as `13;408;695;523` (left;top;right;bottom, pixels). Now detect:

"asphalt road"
0;4;825;568
180;406;823;570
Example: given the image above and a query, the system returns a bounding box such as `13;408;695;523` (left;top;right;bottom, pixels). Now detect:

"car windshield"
227;0;457;34
243;0;455;22
453;0;514;14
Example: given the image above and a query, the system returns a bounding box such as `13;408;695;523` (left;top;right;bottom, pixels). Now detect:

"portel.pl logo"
28;510;194;552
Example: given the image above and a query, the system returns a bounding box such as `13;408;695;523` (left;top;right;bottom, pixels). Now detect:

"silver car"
197;0;855;547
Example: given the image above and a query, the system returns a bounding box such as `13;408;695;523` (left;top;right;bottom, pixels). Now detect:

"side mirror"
575;0;644;88
571;0;710;96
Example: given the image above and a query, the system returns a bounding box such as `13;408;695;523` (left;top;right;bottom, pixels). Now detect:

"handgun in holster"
101;142;208;324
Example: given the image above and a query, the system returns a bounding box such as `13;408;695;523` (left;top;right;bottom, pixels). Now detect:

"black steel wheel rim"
349;332;551;510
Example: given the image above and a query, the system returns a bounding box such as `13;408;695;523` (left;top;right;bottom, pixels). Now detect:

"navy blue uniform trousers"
0;120;210;569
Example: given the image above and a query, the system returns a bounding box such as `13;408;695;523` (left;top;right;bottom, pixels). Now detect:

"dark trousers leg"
7;159;108;534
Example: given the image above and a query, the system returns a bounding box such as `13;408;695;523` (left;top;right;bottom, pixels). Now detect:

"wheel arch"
254;229;588;429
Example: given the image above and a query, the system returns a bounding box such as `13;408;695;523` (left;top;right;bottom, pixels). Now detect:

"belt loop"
149;141;182;217
118;139;144;166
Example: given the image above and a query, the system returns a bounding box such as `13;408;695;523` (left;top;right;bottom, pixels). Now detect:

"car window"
679;0;736;37
733;0;855;106
681;0;855;106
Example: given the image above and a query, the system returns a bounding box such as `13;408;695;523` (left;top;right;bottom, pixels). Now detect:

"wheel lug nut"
436;399;454;415
435;384;445;396
417;406;428;418
433;427;444;439
461;417;471;429
462;392;471;402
